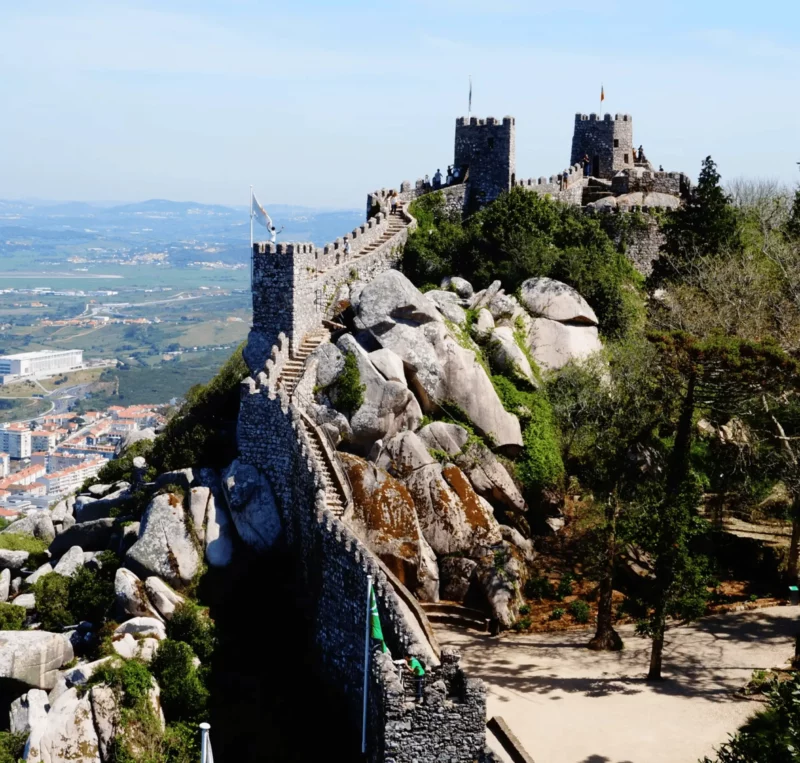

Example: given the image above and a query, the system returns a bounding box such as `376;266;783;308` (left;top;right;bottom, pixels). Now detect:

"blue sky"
1;0;798;209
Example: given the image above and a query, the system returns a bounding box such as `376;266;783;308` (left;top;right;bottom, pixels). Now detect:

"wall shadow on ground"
204;550;360;762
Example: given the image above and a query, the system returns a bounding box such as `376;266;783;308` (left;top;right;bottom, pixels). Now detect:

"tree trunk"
788;511;800;584
588;496;623;651
647;604;667;681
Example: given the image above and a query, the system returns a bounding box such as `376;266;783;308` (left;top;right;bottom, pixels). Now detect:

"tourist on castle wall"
583;154;591;177
405;655;426;701
446;165;453;185
390;192;398;215
433;168;442;188
343;239;351;257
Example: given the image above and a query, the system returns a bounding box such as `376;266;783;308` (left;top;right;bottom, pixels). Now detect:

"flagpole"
361;574;373;755
468;75;472;118
249;185;254;250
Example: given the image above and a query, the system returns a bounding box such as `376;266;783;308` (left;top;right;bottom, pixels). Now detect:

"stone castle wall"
517;162;586;205
611;169;686;197
237;365;486;761
247;205;414;373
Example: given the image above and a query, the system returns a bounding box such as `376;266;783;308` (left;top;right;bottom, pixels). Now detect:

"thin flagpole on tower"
361;574;373;755
468;75;472;118
249;185;254;250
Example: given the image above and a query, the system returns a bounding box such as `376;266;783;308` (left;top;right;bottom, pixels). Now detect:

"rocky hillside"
300;269;604;627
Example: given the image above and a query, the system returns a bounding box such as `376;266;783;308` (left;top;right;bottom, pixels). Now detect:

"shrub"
91;658;154;709
0;601;25;630
0;732;26;763
166;602;217;663
33;573;73;631
150;640;209;723
569;600;591;624
555;574;574;601
524;576;555;600
147;345;248;473
68;560;118;626
512;616;532;632
330;352;365;416
518;603;531;616
549;607;565;621
0;533;49;566
90;438;154;487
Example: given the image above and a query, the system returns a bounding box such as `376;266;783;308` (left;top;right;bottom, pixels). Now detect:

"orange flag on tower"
601;85;605;102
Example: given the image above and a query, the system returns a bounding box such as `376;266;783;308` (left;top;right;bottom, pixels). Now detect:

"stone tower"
454;116;516;207
570;113;633;180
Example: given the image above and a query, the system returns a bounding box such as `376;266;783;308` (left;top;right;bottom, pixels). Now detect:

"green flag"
369;587;389;654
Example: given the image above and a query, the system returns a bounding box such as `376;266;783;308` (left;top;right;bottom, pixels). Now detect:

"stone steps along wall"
236;378;485;760
251;205;415;358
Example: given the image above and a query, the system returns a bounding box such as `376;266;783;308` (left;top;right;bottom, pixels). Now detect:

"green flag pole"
361;574;373;755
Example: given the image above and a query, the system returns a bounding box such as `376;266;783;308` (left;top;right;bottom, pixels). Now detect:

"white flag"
251;191;273;230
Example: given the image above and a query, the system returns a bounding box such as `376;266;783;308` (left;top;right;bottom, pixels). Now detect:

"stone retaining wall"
237;372;487;761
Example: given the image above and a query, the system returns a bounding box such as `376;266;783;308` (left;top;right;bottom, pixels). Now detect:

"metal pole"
199;722;210;763
361;574;373;755
249;185;254;250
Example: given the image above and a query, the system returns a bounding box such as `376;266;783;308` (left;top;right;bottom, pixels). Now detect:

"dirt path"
437;605;798;763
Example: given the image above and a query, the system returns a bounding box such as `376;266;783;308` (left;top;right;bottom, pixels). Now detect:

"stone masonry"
571;113;634;179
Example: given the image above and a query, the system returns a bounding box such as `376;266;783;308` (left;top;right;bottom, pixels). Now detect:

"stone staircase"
317;204;408;275
582;178;614;206
274;329;350;519
277;330;329;398
420;602;490;632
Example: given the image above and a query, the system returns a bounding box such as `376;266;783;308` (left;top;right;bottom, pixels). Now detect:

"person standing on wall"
583;154;591;178
405;655;426;702
390;192;398;215
433;168;442;188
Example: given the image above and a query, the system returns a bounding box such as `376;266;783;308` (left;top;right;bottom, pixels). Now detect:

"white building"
40;457;106;496
0;349;83;383
0;453;8;478
0;427;31;459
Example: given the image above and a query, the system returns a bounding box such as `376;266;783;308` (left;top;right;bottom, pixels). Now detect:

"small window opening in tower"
614;139;619;148
624;153;629;164
488;137;495;149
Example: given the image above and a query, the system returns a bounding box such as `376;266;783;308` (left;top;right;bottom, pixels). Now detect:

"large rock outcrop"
221;459;282;552
334;334;422;452
354;270;522;451
342;454;438;602
1;513;55;544
406;462;501;557
519;277;603;371
124;493;201;589
25;687;100;763
0;631;74;690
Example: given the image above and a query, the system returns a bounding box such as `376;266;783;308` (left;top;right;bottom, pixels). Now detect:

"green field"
0;397;51;424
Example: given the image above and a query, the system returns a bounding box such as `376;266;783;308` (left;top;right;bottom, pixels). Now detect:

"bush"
555;574;574;601
329;352;365;416
167;602;216;663
91;658;154;709
0;732;26;763
512;616;532;632
518;603;531;616
68;558;119;626
150;640;209;723
702;672;800;762
33;573;73;631
0;601;25;630
404;187;643;338
0;533;49;566
147;345;248;473
90;438;154;487
549;607;565;621
569;600;591;624
524;576;555;600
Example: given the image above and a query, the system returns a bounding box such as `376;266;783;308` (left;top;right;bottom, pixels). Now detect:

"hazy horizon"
2;0;799;208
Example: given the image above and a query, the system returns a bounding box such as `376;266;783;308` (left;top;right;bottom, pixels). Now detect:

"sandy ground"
437;605;799;763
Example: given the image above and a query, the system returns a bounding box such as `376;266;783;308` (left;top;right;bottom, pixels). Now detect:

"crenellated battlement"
575;112;632;122
455;115;515;127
